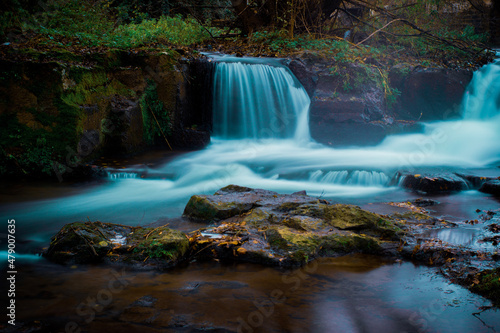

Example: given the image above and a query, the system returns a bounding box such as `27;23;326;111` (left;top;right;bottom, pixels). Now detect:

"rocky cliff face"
288;53;473;147
0;51;212;179
0;50;476;179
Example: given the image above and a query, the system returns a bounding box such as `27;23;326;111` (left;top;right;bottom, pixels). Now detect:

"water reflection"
14;255;499;332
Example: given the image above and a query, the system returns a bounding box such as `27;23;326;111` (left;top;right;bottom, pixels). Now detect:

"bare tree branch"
343;0;481;54
356;18;403;45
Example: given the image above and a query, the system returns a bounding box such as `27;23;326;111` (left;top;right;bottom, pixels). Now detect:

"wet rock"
186;185;402;266
44;221;189;268
169;128;210;149
467;267;500;306
183;185;320;222
183;194;256;222
479;180;500;196
412;198;439;207
292;190;307;196
398;172;470;194
102;96;144;155
287;59;317;97
455;172;496;189
390;67;473;121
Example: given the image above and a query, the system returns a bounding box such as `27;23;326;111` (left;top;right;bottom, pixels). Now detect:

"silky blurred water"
1;53;500;257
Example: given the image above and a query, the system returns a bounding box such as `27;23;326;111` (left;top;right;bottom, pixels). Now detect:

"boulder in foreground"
44;221;189;268
185;185;402;266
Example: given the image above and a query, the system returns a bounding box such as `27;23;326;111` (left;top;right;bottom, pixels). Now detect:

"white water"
3;53;500;248
462;54;500;120
213;61;311;141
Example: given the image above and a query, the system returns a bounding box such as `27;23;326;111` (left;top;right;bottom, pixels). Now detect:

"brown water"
4;254;498;333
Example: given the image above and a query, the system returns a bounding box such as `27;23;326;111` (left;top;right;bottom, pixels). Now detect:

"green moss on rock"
44;221;189;267
183;195;254;222
132;228;189;261
469;268;500;306
319;234;381;256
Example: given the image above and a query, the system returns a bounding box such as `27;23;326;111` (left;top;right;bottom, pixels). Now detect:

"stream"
1;53;500;331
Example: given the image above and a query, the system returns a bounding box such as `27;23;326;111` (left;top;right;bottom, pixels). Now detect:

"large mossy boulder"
183;185;320;222
185;185;402;266
45;186;403;268
44;221;189;268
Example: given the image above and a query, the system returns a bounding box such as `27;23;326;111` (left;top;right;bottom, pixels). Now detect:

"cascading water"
3;52;500;260
462;53;500;120
212;59;310;141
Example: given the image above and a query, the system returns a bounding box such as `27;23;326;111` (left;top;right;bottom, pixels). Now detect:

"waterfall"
462;51;500;120
6;54;500;251
212;58;310;141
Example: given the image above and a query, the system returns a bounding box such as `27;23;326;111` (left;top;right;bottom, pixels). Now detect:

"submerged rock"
44;221;189;268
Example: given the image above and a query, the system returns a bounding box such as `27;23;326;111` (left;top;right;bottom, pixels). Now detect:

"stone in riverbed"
479;180;500;196
45;186;403;268
467;267;500;306
397;172;469;194
186;185;403;266
183;185;321;222
44;221;189;267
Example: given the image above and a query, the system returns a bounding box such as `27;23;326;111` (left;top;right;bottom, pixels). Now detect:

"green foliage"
355;0;490;63
140;80;171;145
21;140;56;175
0;0;32;41
4;0;219;48
386;87;401;110
108;0;172;24
342;78;352;92
111;15;218;48
0;78;82;178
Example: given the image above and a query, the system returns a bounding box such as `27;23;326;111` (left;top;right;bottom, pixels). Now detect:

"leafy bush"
4;0;219;48
110;15;217;48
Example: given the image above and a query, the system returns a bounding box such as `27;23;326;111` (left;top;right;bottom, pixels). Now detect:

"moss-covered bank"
0;50;212;180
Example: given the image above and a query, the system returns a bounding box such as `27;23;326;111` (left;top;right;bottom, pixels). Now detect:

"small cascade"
212;58;310;141
309;170;390;187
347;171;390;186
462;51;500;120
107;172;139;180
